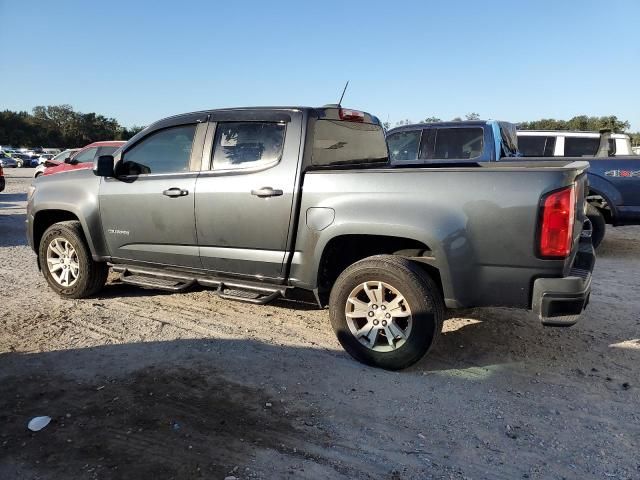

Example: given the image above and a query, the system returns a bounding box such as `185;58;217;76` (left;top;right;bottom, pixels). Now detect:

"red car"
44;141;126;176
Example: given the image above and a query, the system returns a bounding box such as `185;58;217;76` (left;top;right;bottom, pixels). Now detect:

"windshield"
52;149;77;162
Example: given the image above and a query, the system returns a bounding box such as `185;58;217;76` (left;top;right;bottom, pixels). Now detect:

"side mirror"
94;155;114;177
63;157;72;164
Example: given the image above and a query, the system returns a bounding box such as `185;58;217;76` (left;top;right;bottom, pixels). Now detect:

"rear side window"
564;137;599;156
431;127;483;160
387;130;421;163
518;136;556;156
212;122;285;170
119;124;196;175
312;120;388;167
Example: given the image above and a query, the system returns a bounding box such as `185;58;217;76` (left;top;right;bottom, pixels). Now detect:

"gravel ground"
1;167;638;480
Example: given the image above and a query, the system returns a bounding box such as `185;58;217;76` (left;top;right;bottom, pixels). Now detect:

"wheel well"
586;189;613;224
316;234;441;304
33;210;81;254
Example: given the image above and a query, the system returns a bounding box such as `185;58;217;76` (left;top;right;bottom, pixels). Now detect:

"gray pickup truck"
27;106;595;370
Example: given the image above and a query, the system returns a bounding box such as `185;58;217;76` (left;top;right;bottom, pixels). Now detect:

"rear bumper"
531;240;595;326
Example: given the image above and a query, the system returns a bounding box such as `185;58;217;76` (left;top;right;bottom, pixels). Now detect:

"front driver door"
99;122;206;269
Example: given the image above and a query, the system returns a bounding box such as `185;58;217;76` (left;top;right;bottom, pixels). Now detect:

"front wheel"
38;221;109;298
586;204;606;249
15;159;23;168
329;255;444;370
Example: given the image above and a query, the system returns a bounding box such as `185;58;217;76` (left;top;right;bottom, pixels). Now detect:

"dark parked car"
11;153;39;168
29;106;594;370
0;165;5;192
0;152;19;168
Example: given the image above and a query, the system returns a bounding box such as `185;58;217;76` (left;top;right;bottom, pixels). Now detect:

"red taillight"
539;185;575;258
339;108;365;122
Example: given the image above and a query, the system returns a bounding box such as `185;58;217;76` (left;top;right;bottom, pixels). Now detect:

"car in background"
0;165;4;192
34;148;80;177
36;153;55;164
0;152;19;168
517;130;633;157
11;152;40;168
43;141;125;176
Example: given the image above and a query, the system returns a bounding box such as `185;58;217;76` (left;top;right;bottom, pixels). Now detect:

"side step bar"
112;265;285;305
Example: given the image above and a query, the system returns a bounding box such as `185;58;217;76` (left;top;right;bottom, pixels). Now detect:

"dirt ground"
0;167;638;480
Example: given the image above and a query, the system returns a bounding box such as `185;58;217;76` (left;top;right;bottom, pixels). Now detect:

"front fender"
30;171;108;258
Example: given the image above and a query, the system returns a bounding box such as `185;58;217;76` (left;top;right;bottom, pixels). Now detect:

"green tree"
0;105;146;148
465;112;480;120
519;115;630;133
422;116;441;123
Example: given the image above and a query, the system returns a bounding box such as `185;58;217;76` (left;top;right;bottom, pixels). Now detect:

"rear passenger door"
194;111;303;280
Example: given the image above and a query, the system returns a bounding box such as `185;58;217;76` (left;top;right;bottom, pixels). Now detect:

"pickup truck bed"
294;161;592;312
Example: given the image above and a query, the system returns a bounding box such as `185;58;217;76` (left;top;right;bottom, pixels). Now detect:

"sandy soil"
0;168;638;480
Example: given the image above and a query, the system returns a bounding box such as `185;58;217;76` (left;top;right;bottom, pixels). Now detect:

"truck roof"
387;119;509;134
147;106;382;129
517;130;630;139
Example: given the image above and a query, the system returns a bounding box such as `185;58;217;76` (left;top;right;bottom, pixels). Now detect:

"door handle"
163;187;189;197
251;187;283;198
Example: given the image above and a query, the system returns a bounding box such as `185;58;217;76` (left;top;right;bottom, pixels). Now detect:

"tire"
38;221;109;299
34;172;42;178
16;159;23;168
586;204;605;249
329;255;444;370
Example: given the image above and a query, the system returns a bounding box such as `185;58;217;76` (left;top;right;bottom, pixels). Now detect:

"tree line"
384;114;639;145
0;105;145;148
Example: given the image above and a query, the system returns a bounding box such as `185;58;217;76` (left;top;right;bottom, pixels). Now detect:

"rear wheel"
39;221;108;298
586;203;605;249
329;255;444;370
15;159;23;168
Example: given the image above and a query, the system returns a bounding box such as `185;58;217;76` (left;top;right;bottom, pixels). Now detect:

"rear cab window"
311;117;388;167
